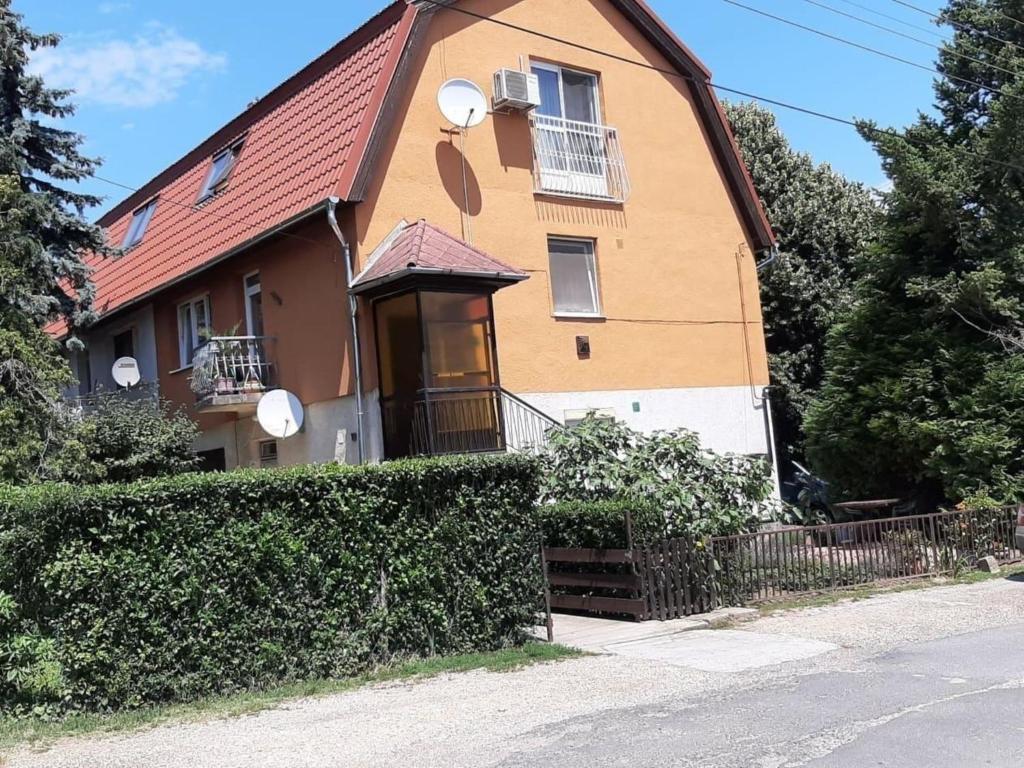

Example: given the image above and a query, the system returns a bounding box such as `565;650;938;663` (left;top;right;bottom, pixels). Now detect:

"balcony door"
374;290;504;458
531;62;609;198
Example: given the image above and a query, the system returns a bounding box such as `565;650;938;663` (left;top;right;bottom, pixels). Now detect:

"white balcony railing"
190;336;273;401
529;114;631;203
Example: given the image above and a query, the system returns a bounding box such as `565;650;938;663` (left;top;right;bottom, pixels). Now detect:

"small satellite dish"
111;356;141;388
437;78;487;128
256;389;304;439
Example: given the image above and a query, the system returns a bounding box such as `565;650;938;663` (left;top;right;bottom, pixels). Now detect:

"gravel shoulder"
6;575;1024;768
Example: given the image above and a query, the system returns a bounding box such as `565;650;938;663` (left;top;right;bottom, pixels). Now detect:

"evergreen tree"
725;102;878;469
0;4;108;482
805;0;1024;505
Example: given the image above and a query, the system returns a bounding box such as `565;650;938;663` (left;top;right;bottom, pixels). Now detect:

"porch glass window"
374;290;502;459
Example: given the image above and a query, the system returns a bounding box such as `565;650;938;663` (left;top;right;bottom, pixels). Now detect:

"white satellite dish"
437;78;487;128
111;356;141;388
256;389;304;439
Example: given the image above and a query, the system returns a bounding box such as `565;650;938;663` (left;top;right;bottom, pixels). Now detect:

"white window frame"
121;198;158;248
547;237;603;317
176;294;211;369
530;61;603;124
529;62;609;198
243;271;262;337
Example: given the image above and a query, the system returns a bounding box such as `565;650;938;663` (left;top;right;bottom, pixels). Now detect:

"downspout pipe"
327;196;365;464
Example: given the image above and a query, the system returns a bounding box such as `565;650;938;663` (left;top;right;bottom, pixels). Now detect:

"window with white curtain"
547;237;601;316
177;295;211;368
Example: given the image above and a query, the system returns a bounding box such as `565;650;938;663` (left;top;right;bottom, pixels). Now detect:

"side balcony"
190;336;275;414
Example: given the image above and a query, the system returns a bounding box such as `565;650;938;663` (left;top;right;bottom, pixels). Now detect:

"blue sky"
21;0;948;218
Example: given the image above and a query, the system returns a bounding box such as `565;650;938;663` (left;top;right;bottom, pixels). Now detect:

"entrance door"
374;290;504;458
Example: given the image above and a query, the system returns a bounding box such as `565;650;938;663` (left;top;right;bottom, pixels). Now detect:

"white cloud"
28;26;225;108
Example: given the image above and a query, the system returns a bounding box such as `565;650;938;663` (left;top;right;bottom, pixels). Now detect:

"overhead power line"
91;173;333;255
416;0;1024;176
800;0;1024;80
721;0;1024;104
889;0;1024;54
834;0;948;40
91;0;1024;230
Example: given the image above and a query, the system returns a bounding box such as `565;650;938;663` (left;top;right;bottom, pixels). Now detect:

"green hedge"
538;500;666;549
0;454;541;714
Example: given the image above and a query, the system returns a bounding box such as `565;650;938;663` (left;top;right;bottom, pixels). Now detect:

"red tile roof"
351;219;528;294
51;1;415;334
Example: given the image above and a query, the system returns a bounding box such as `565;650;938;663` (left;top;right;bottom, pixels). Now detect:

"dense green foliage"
537;500;665;549
806;0;1024;506
50;391;200;484
724;101;878;466
539;416;776;537
0;454;541;714
0;6;109;483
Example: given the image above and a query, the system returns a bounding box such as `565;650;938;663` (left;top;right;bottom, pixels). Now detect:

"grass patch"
755;563;1024;615
0;642;581;754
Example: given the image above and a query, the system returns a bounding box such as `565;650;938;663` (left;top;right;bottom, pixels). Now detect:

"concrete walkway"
539;607;837;671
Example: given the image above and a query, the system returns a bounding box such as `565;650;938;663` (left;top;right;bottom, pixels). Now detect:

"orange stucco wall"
353;0;769;395
150;218;365;428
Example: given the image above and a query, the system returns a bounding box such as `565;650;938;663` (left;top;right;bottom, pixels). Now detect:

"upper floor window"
177;294;211;368
529;63;630;202
244;272;263;337
197;139;244;202
548;237;601;316
121;198;157;248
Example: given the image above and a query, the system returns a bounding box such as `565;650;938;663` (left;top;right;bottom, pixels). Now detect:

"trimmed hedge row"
0;454;541;713
538;500;666;549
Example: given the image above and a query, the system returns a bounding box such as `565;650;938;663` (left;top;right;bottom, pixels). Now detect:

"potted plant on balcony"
199;323;245;395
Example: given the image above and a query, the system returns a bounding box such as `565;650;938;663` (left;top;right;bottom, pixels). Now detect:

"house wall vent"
492;68;541;112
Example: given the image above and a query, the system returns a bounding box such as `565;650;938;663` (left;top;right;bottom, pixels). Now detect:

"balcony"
529;114;630;203
67;381;159;416
190;336;274;413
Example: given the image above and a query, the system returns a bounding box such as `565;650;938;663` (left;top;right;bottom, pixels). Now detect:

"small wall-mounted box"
576;335;591;358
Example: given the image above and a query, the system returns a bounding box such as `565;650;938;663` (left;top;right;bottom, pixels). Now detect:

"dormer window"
197;139;244;202
121;198;157;248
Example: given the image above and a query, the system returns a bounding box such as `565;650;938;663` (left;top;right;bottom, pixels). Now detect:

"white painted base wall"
194;389;384;469
518;385;771;456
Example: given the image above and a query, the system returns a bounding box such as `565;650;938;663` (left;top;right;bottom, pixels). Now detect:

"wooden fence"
541;532;717;621
542;506;1022;622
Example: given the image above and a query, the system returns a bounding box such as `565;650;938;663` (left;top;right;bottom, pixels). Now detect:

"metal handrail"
529;113;631;202
190;335;274;398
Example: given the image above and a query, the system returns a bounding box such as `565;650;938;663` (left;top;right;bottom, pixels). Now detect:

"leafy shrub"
539;416;776;538
0;454;540;714
538;500;665;549
46;390;200;484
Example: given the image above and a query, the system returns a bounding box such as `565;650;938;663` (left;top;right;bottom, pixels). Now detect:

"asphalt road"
7;576;1024;767
498;623;1024;767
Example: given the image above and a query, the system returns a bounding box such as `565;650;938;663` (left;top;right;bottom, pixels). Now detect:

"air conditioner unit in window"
492;68;541;112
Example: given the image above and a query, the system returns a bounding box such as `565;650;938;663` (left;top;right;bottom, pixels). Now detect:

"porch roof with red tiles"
351;219;528;295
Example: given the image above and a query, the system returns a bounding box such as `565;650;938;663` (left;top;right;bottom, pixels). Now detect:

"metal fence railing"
711;507;1023;604
190;336;274;401
530;114;631;203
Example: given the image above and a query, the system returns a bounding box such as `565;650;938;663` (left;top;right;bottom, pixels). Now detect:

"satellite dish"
256;389;304;439
111;356;141;388
437;78;487;128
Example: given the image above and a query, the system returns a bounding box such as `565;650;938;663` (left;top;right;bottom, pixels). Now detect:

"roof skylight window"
121;198;157;249
197;139;244;202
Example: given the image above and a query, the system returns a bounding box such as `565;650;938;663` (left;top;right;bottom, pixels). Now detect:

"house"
60;0;777;472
